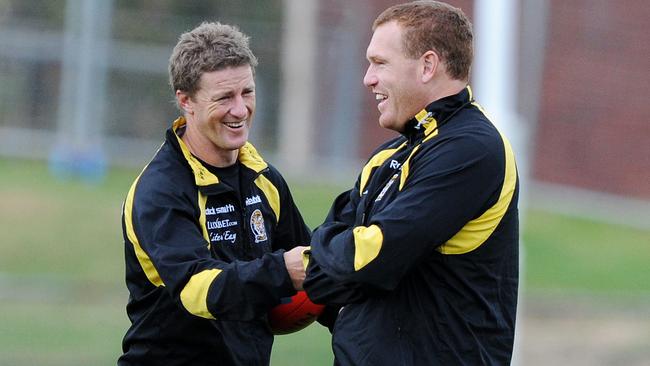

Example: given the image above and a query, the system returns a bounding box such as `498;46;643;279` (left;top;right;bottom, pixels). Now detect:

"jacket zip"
361;137;421;226
237;169;266;259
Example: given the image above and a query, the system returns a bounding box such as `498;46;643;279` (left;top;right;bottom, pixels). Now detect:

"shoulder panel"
360;141;407;195
254;174;280;221
438;131;517;254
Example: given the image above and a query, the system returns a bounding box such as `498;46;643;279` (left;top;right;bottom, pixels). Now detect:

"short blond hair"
168;22;258;98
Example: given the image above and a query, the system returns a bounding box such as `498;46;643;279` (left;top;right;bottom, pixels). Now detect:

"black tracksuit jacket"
119;117;311;365
304;86;520;365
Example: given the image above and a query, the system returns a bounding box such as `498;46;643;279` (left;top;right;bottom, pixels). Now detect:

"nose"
229;95;248;119
363;65;377;88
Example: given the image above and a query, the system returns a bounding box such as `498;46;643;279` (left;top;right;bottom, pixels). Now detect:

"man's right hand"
283;246;309;290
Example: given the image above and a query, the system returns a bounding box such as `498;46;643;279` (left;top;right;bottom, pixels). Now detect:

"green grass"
0;159;130;283
0;301;126;365
523;210;650;294
1;158;648;364
0;158;338;365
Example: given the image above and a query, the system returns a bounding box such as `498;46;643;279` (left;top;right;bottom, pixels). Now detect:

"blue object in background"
48;144;107;183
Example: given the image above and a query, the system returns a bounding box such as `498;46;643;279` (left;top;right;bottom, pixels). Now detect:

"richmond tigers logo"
250;209;268;243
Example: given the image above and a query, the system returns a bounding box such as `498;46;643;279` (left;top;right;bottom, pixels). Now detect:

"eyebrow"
367;55;386;63
210;91;232;101
209;86;255;101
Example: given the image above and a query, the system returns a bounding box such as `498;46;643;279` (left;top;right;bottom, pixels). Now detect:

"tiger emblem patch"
250;209;268;243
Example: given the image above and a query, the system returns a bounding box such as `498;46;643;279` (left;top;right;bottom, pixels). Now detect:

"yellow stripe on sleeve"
180;268;222;319
124;175;164;287
438;133;517;254
353;225;384;271
302;246;311;271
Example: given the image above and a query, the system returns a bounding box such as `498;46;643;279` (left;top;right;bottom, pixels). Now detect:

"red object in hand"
268;291;325;335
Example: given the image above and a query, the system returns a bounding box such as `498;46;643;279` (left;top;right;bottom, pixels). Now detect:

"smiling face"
177;65;255;166
363;21;431;132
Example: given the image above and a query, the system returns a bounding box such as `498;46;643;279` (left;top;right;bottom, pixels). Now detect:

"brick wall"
534;0;650;199
317;0;649;200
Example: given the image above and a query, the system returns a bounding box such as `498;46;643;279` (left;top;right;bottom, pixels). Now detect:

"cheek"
247;99;256;113
215;107;228;118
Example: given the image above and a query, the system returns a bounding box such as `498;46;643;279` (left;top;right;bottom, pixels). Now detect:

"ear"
175;90;194;115
421;50;439;83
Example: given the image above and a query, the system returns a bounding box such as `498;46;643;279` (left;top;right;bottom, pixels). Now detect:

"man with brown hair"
304;1;519;364
119;22;310;365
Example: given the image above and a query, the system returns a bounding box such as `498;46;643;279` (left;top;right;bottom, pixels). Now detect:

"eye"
368;56;386;66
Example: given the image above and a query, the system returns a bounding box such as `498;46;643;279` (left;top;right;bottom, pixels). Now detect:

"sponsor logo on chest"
245;195;262;206
205;204;238;244
205;204;235;216
206;218;237;230
209;230;236;244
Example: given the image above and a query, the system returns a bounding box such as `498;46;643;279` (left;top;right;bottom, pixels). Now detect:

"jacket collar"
167;117;268;187
401;85;473;141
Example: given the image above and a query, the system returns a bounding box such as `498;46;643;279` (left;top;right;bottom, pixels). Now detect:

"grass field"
1;158;648;365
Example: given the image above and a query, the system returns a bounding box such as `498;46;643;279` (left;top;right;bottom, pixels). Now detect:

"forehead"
198;65;254;92
366;21;405;59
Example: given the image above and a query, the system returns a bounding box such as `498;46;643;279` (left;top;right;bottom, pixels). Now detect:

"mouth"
374;93;388;110
223;121;245;129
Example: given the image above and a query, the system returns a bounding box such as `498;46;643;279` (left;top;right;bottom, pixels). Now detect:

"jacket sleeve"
127;177;295;322
264;167;367;306
303;185;368;305
309;134;508;291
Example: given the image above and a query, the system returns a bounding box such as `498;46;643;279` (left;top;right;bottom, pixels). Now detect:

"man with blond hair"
119;22;310;365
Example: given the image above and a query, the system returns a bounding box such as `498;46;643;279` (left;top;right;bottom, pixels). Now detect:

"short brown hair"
168;22;258;98
373;1;473;80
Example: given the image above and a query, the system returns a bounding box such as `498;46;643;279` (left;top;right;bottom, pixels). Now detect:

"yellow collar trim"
414;109;438;137
171;117;267;187
238;142;268;173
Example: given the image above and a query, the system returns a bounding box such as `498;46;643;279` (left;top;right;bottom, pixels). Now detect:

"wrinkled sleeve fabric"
304;185;367;305
128;176;295;322
309;134;506;291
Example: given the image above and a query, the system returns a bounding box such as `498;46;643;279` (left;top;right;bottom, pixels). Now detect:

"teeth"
375;93;387;101
224;122;244;128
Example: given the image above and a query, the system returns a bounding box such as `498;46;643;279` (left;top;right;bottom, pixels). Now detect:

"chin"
230;133;250;149
378;118;399;132
230;141;248;150
216;138;247;152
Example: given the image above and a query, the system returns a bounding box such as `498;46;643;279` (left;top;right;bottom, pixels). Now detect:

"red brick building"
534;0;650;200
316;0;649;201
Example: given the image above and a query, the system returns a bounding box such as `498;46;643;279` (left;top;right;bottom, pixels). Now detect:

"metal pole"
473;1;525;364
50;0;113;182
278;0;318;174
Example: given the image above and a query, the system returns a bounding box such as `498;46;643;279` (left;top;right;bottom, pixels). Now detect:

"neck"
427;78;467;103
181;128;238;168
